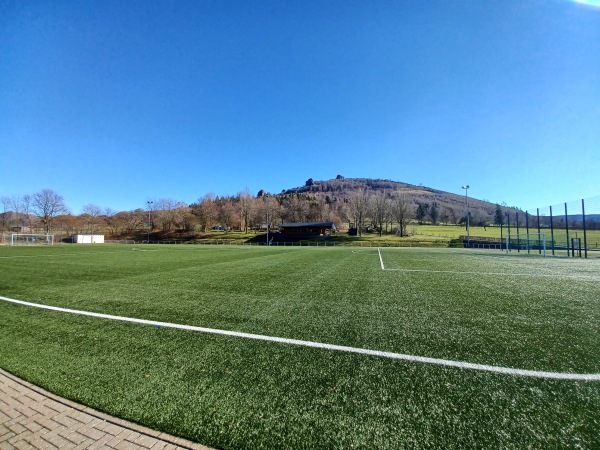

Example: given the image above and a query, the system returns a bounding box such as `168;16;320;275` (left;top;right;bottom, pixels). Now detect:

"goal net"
505;232;546;257
10;234;54;246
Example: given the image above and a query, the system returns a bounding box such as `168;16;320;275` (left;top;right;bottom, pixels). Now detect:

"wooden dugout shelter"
279;222;337;236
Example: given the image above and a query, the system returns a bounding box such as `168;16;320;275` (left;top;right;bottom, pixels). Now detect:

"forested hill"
277;176;515;227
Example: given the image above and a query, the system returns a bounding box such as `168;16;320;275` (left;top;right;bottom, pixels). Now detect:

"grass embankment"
107;223;600;251
1;245;599;448
197;225;474;245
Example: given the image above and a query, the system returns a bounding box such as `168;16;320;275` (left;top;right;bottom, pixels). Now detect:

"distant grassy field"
197;224;600;251
414;224;495;239
414;224;600;245
1;245;599;449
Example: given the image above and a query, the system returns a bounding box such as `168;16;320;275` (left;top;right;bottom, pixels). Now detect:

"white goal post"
10;234;54;246
505;232;546;257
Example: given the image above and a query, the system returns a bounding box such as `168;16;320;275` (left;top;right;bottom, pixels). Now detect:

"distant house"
10;226;32;233
279;222;336;236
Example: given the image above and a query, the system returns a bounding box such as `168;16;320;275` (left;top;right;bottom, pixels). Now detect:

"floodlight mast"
462;185;470;246
147;200;153;243
265;194;270;245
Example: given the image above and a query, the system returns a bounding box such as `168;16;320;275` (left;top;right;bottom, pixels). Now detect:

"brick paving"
0;368;211;450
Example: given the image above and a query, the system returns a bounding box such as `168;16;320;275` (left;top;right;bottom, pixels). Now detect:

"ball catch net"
505;232;546;257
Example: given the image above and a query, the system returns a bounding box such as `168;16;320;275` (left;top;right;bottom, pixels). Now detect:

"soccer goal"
10;234;54;246
505;232;546;257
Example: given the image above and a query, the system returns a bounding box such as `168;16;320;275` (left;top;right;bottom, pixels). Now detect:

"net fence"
519;195;600;258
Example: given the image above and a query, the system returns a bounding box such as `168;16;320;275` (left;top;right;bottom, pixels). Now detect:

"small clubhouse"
279;222;337;236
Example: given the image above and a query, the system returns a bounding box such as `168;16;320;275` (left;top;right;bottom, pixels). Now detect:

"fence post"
550;206;555;256
582;199;588;259
525;212;530;254
565;203;570;257
516;213;520;252
537;208;541;254
506;212;511;253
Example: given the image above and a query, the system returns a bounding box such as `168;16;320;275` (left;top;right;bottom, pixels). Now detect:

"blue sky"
1;0;599;214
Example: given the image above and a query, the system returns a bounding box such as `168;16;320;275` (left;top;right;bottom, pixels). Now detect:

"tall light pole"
265;194;270;245
462;185;470;246
147;200;153;244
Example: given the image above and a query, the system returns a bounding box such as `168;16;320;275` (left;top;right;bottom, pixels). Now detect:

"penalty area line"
1;295;599;381
378;247;385;270
375;249;584;278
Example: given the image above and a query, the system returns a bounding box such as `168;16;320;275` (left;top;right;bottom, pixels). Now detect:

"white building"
73;234;105;244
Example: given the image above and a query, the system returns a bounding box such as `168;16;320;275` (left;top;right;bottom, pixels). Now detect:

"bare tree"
238;190;252;232
0;196;11;232
32;189;68;233
83;204;103;235
336;200;351;229
279;196;294;223
391;192;412;237
217;197;238;231
54;214;82;239
305;197;322;222
287;195;309;223
273;198;286;227
192;194;218;232
11;195;36;232
104;208;123;236
251;197;267;231
176;206;196;232
348;189;370;236
120;209;146;233
8;195;25;231
371;191;390;236
156;198;187;231
21;194;33;232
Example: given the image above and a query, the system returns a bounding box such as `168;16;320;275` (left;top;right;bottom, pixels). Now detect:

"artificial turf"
1;245;599;448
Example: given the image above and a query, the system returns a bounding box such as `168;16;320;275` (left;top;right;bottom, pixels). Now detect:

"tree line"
1;186;506;239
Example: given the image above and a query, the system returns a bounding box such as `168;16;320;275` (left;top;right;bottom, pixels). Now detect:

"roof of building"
279;222;336;229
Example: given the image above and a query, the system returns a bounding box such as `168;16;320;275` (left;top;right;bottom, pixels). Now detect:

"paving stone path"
0;368;210;450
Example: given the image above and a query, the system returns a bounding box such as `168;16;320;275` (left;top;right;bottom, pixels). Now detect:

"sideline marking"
2;295;598;381
378;247;385;270
0;251;121;259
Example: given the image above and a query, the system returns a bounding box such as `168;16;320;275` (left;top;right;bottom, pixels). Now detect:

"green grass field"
1;244;599;448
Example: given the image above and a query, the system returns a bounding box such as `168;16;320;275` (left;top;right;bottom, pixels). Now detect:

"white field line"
0;251;121;259
1;295;599;381
378;247;385;270
383;267;568;278
376;249;596;279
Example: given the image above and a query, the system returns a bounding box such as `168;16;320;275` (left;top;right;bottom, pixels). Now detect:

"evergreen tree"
494;204;504;226
430;202;439;225
416;203;429;224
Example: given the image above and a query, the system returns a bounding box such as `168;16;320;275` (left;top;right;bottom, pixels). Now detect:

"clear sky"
1;0;599;214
